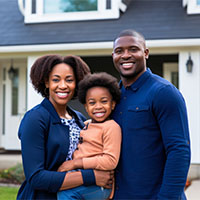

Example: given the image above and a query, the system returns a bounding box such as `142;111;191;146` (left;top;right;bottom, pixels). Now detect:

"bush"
0;163;25;184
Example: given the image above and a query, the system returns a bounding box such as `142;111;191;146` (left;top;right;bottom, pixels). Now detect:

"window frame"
187;0;200;14
25;0;120;23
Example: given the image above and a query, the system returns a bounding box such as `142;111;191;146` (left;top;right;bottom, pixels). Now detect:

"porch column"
27;56;43;110
179;51;200;164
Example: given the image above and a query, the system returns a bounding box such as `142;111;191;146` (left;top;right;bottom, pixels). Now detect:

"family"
17;29;191;200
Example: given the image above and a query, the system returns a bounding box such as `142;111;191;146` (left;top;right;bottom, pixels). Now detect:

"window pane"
32;0;36;14
3;84;5;135
106;0;111;9
197;0;200;5
171;72;179;89
11;69;19;115
44;0;98;13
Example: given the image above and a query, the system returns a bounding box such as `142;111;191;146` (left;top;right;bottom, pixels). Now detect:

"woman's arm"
60;170;114;190
19;110;65;193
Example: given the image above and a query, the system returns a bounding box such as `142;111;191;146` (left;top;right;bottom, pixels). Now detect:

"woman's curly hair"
78;72;121;104
30;54;91;98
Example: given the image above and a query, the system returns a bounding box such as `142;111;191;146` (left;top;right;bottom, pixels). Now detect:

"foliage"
60;0;97;12
0;186;19;200
0;163;25;184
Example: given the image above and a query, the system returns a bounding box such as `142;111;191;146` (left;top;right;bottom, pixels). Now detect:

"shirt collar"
41;98;83;125
119;68;151;91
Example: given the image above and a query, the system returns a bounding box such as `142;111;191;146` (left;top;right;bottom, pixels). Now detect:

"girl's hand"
57;160;75;172
57;159;83;172
94;170;114;189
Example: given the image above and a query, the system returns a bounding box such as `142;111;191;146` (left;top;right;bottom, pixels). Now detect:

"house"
0;0;200;176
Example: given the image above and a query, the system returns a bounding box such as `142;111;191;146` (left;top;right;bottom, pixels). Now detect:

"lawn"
0;186;19;200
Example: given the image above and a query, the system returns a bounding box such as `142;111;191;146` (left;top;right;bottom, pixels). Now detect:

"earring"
44;88;49;97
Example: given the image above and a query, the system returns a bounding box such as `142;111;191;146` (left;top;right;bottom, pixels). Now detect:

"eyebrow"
51;74;73;78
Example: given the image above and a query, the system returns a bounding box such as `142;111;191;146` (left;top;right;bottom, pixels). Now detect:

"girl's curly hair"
78;72;121;104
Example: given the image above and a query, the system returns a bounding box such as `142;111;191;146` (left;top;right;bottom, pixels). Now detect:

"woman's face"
45;63;76;109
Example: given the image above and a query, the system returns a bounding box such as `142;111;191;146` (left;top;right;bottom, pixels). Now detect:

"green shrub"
0;163;25;184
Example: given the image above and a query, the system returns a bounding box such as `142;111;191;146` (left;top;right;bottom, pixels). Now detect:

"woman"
17;55;113;200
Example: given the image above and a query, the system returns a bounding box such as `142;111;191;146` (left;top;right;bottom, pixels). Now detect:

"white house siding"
179;51;200;164
27;56;43;110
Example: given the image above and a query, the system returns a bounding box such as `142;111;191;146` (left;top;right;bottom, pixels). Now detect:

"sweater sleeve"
18;109;66;193
153;85;191;199
82;121;122;170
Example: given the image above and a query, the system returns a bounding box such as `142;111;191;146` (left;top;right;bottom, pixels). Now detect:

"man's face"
112;35;149;85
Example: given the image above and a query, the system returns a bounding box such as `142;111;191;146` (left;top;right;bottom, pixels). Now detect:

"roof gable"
0;0;200;47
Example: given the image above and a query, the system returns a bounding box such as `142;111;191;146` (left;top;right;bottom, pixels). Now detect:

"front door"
0;60;26;150
163;63;179;89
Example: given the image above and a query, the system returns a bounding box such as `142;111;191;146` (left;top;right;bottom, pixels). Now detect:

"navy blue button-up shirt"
113;69;190;199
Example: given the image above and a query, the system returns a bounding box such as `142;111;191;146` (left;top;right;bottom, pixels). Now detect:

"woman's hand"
94;170;114;189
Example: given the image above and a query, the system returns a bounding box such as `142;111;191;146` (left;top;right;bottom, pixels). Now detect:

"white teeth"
122;63;133;66
57;93;68;96
94;113;104;117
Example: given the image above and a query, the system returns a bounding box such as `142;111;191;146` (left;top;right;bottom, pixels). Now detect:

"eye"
129;48;137;52
88;101;95;105
114;49;123;54
66;79;74;83
101;99;108;104
52;78;59;82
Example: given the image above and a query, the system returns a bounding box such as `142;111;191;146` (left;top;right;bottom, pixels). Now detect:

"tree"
60;0;97;12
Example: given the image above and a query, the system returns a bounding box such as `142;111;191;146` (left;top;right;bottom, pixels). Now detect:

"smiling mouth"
94;112;105;118
56;92;69;98
121;62;135;69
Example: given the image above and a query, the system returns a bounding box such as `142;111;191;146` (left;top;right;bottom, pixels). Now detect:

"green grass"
0;186;19;200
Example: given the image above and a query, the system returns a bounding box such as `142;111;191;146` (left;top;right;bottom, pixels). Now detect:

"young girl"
57;72;121;199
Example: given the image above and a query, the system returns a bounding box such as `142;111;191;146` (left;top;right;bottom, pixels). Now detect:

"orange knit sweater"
73;120;122;170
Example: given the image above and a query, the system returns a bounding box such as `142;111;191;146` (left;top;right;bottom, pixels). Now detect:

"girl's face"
84;86;116;123
45;63;76;110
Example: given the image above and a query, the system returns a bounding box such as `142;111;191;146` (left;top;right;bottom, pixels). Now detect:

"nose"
121;50;131;59
95;102;103;109
59;80;68;89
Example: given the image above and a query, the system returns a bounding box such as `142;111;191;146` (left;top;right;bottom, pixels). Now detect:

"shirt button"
116;186;119;190
136;107;139;110
124;96;126;100
120;112;122;115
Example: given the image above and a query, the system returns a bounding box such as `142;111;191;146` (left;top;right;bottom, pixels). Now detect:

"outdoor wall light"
186;53;193;73
8;59;16;80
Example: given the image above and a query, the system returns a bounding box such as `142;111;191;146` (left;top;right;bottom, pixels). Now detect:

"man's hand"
94;170;114;189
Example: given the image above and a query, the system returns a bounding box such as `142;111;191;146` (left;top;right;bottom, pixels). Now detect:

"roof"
0;0;200;46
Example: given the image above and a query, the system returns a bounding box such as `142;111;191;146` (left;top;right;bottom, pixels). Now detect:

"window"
11;69;19;115
186;0;200;14
24;0;123;23
44;0;97;13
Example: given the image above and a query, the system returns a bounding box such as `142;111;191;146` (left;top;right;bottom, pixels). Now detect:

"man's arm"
153;85;191;199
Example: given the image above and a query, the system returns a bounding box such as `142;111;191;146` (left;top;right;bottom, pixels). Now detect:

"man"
112;29;191;199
